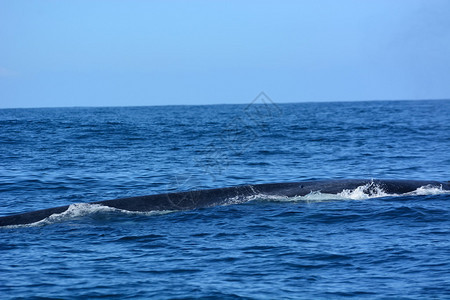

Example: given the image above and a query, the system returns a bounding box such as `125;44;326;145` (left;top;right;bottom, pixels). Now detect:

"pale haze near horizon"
0;0;449;108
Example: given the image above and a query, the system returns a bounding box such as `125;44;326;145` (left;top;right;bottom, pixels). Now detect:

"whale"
1;179;449;227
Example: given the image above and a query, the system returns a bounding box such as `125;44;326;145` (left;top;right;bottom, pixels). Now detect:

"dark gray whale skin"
1;179;449;227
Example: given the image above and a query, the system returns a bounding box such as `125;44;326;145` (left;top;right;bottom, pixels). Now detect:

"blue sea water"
0;99;449;299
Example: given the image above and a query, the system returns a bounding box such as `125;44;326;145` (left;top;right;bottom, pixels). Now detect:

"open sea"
0;99;449;299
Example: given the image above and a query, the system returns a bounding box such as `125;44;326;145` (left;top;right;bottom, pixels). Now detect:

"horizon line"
1;98;449;110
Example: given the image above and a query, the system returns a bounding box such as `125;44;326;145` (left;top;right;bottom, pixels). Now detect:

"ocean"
0;99;449;299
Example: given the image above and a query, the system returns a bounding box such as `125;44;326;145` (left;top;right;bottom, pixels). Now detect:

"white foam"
338;182;390;200
252;182;449;203
406;184;450;196
6;203;173;228
249;192;347;203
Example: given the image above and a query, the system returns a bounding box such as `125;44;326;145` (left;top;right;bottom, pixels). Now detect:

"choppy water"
1;99;449;299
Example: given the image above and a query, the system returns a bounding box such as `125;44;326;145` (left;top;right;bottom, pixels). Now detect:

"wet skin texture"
1;179;448;227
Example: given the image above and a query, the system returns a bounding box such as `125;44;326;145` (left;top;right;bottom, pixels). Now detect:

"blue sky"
1;0;449;108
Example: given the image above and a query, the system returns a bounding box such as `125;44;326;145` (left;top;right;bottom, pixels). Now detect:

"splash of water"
253;182;449;203
6;203;173;228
